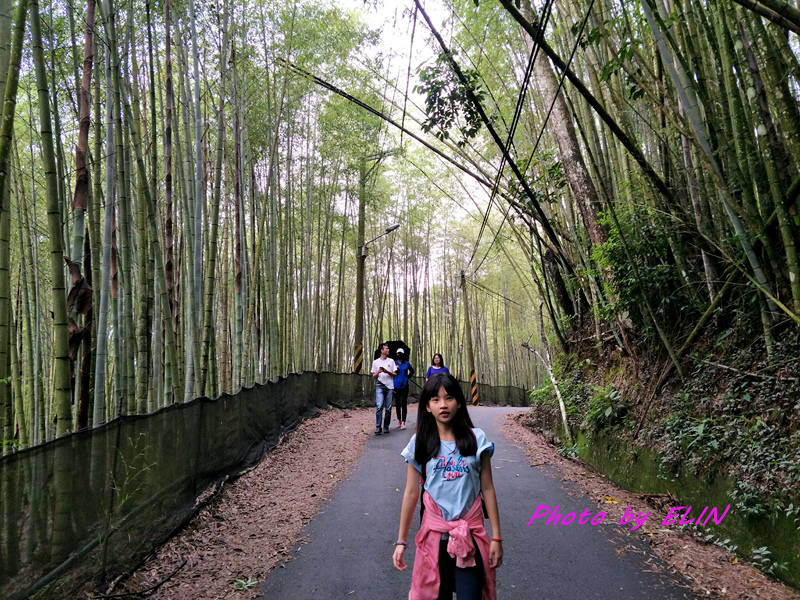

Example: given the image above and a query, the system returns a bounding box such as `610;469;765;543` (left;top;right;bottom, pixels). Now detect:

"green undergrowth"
527;321;800;523
527;318;800;584
648;325;800;520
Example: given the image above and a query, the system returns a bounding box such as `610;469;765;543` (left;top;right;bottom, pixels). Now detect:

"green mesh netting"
0;372;528;599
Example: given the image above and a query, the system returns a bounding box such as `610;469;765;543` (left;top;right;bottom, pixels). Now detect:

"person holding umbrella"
372;342;398;435
393;348;415;430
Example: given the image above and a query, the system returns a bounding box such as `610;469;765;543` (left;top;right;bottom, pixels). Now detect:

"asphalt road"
258;406;690;599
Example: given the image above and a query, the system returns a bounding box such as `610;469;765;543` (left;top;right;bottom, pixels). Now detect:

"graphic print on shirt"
432;454;469;481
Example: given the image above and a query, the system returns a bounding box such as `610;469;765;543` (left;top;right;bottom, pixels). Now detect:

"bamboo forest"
1;0;799;596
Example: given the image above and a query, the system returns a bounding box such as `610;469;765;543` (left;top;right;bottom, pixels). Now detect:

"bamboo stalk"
29;0;72;435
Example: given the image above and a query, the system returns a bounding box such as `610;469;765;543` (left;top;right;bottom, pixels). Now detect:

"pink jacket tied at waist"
409;493;496;600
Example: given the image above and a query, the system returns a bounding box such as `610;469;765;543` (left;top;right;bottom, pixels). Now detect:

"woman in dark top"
425;353;450;381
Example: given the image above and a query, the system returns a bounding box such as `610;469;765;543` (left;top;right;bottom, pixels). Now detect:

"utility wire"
400;4;418;147
311;13;504;179
519;0;597;184
472;0;597;276
413;0;565;265
280;58;495;190
445;7;513;137
466;278;528;311
468;0;553;272
401;154;483;219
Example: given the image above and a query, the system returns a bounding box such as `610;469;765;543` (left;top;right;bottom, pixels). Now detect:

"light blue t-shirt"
401;428;494;521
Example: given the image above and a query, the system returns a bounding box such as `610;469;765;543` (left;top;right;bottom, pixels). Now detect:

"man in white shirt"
371;343;397;435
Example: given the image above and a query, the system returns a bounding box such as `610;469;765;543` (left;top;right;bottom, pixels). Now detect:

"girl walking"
393;373;503;600
425;353;450;381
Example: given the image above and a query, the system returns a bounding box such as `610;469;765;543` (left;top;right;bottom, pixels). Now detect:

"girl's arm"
480;451;503;569
393;463;421;571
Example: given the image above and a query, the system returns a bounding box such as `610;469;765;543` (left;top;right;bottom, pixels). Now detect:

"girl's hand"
393;545;408;571
489;540;503;569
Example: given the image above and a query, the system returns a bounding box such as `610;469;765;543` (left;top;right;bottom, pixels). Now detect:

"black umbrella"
373;340;411;362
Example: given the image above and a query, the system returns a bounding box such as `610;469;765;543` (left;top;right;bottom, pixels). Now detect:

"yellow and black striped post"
469;369;478;405
461;271;478;405
353;343;364;374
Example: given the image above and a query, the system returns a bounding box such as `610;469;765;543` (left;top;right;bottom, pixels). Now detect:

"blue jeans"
437;537;484;600
375;386;394;429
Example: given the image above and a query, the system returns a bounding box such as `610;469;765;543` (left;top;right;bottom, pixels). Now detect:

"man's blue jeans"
376;385;394;429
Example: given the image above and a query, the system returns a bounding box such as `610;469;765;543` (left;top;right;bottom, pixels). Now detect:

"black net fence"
0;371;528;599
475;380;530;406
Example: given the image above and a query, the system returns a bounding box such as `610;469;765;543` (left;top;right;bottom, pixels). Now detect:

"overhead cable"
468;0;554;271
412;0;565;263
473;0;597;276
279;58;494;190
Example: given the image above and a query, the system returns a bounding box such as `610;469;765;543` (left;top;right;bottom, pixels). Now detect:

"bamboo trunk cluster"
3;0;797;453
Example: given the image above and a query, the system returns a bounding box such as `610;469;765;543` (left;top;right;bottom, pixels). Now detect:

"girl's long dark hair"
431;353;445;367
415;373;476;476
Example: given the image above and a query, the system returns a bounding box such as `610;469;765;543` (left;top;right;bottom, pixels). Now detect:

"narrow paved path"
258;406;690;599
